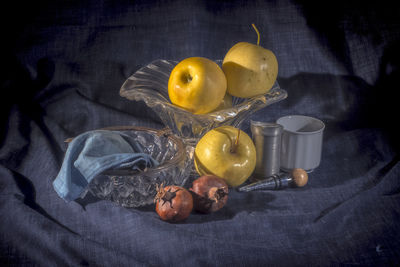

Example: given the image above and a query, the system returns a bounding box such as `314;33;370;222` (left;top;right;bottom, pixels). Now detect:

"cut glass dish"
120;59;288;145
86;126;191;208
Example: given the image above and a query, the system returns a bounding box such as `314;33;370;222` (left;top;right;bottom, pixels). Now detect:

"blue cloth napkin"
53;130;159;202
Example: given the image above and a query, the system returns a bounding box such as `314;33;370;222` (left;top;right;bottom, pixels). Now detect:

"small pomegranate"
190;175;229;213
154;184;193;222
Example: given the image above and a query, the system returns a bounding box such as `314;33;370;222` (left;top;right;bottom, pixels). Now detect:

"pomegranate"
154;184;193;222
190;175;229;213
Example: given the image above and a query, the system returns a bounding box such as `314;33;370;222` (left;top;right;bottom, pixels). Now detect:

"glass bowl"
120;59;288;145
86;126;191;208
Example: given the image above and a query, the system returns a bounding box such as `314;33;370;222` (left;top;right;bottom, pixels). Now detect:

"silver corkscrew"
238;168;308;192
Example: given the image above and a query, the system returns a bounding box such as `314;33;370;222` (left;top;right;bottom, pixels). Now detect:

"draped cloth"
1;1;399;265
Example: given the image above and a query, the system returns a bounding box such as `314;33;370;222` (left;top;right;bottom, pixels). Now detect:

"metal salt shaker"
250;121;283;181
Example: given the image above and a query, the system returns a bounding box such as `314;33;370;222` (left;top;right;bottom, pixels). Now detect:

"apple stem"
251;23;260;46
231;128;241;153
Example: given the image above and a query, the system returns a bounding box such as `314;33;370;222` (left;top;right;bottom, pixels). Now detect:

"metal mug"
277;115;325;173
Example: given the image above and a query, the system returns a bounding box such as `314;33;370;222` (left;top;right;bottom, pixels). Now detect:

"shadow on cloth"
8;168;79;235
186;191;278;224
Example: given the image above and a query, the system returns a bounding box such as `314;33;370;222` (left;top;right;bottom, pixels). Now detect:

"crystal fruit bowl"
120;59;288;145
87;126;191;208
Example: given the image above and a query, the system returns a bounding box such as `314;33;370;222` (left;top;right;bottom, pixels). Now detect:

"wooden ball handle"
291;168;308;187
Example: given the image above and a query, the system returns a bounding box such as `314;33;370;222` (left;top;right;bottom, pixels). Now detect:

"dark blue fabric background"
1;0;399;266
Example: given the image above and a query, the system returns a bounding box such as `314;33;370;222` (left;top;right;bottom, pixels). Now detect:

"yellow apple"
168;57;227;114
194;126;256;187
222;42;278;98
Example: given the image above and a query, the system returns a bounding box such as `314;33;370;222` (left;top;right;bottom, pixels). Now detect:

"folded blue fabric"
53;130;159;202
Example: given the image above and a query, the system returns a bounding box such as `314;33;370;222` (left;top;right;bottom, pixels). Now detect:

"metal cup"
250;121;283;180
277;115;325;172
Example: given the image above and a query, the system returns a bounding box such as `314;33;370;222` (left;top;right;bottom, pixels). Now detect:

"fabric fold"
53;130;159;202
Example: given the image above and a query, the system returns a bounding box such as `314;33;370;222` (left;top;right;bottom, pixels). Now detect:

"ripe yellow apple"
194;126;256;187
222;42;278;98
168;57;227;114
